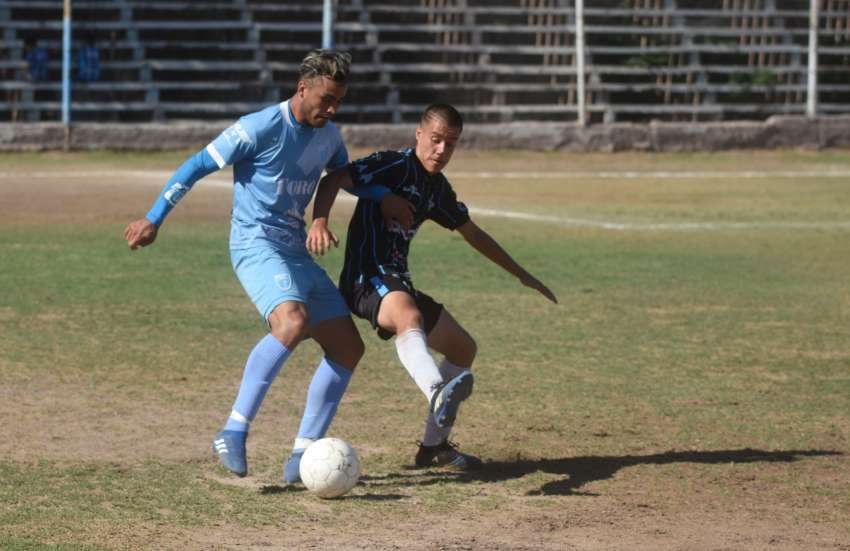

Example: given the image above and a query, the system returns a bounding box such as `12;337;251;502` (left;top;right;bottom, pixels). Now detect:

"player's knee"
349;334;365;366
344;332;365;366
269;306;310;344
328;332;364;370
397;309;424;334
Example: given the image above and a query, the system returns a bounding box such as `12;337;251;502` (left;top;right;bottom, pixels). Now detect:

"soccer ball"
299;437;361;498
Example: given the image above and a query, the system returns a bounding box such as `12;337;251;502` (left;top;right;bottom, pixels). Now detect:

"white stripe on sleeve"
206;143;227;169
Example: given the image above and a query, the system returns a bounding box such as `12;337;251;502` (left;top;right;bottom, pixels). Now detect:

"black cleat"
415;439;483;470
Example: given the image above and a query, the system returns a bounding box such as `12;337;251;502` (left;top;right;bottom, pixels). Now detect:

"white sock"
421;359;471;446
395;328;443;403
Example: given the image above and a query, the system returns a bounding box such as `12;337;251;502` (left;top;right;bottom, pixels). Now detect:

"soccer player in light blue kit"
125;50;471;482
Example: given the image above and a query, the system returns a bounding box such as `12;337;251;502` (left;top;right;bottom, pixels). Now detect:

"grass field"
1;149;849;550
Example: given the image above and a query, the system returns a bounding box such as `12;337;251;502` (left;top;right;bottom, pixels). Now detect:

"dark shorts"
343;274;444;340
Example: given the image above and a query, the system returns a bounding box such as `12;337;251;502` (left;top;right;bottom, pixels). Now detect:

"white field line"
5;168;850;231
467;207;850;231
0;169;231;185
448;170;850;179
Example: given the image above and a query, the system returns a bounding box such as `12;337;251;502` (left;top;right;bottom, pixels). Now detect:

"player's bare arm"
124;218;158;250
306;217;339;257
312;168;351;221
313;169;415;228
308;169;417;256
308;169;349;256
456;219;558;304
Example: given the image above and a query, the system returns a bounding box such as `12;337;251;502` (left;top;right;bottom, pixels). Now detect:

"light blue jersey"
207;100;349;255
143;99;357;323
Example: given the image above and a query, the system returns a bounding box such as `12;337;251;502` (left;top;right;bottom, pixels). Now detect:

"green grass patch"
2;150;849;547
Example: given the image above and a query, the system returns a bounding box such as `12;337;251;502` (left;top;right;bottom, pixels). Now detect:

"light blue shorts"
231;245;349;326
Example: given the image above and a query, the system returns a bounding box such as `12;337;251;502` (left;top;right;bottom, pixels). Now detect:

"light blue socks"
224;333;290;432
284;357;353;483
295;357;353;441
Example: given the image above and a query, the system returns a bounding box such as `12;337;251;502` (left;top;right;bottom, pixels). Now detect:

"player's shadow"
414;448;843;496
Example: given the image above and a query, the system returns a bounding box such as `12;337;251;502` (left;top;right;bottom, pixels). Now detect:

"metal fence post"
806;0;819;118
576;0;586;127
62;0;72;148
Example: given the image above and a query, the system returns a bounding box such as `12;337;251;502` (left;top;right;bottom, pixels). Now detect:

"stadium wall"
2;116;850;153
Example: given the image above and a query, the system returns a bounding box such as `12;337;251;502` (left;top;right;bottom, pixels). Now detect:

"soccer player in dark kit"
300;103;558;473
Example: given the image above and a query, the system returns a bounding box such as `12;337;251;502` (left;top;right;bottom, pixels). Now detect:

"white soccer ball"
299;437;361;498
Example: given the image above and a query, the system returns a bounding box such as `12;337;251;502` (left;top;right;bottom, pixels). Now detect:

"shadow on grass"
403;448;844;496
259;484;304;495
261;480;407;501
347;492;406;501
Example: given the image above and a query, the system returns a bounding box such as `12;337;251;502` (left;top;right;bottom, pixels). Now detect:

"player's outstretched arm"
456;220;558;304
124;147;220;251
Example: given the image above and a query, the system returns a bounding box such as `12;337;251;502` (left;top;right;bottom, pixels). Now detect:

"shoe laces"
418;438;459;450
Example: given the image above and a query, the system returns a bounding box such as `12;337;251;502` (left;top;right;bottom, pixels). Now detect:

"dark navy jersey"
340;148;470;291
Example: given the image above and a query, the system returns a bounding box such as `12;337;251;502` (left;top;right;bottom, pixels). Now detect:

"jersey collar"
281;100;311;133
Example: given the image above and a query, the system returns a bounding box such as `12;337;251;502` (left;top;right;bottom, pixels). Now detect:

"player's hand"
520;274;558;304
124;218;158;250
307;217;339;256
380;193;415;230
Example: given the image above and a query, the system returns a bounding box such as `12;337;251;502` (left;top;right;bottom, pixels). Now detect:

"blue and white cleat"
430;371;474;428
212;430;248;477
283;448;305;484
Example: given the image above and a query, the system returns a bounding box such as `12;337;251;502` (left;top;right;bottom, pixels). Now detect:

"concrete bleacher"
0;0;147;122
1;0;848;124
120;0;270;121
326;0;586;123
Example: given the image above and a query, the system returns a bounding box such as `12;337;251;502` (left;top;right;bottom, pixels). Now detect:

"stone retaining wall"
2;115;849;153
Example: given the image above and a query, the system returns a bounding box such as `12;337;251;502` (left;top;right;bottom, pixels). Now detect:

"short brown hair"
420;103;463;131
299;49;352;84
